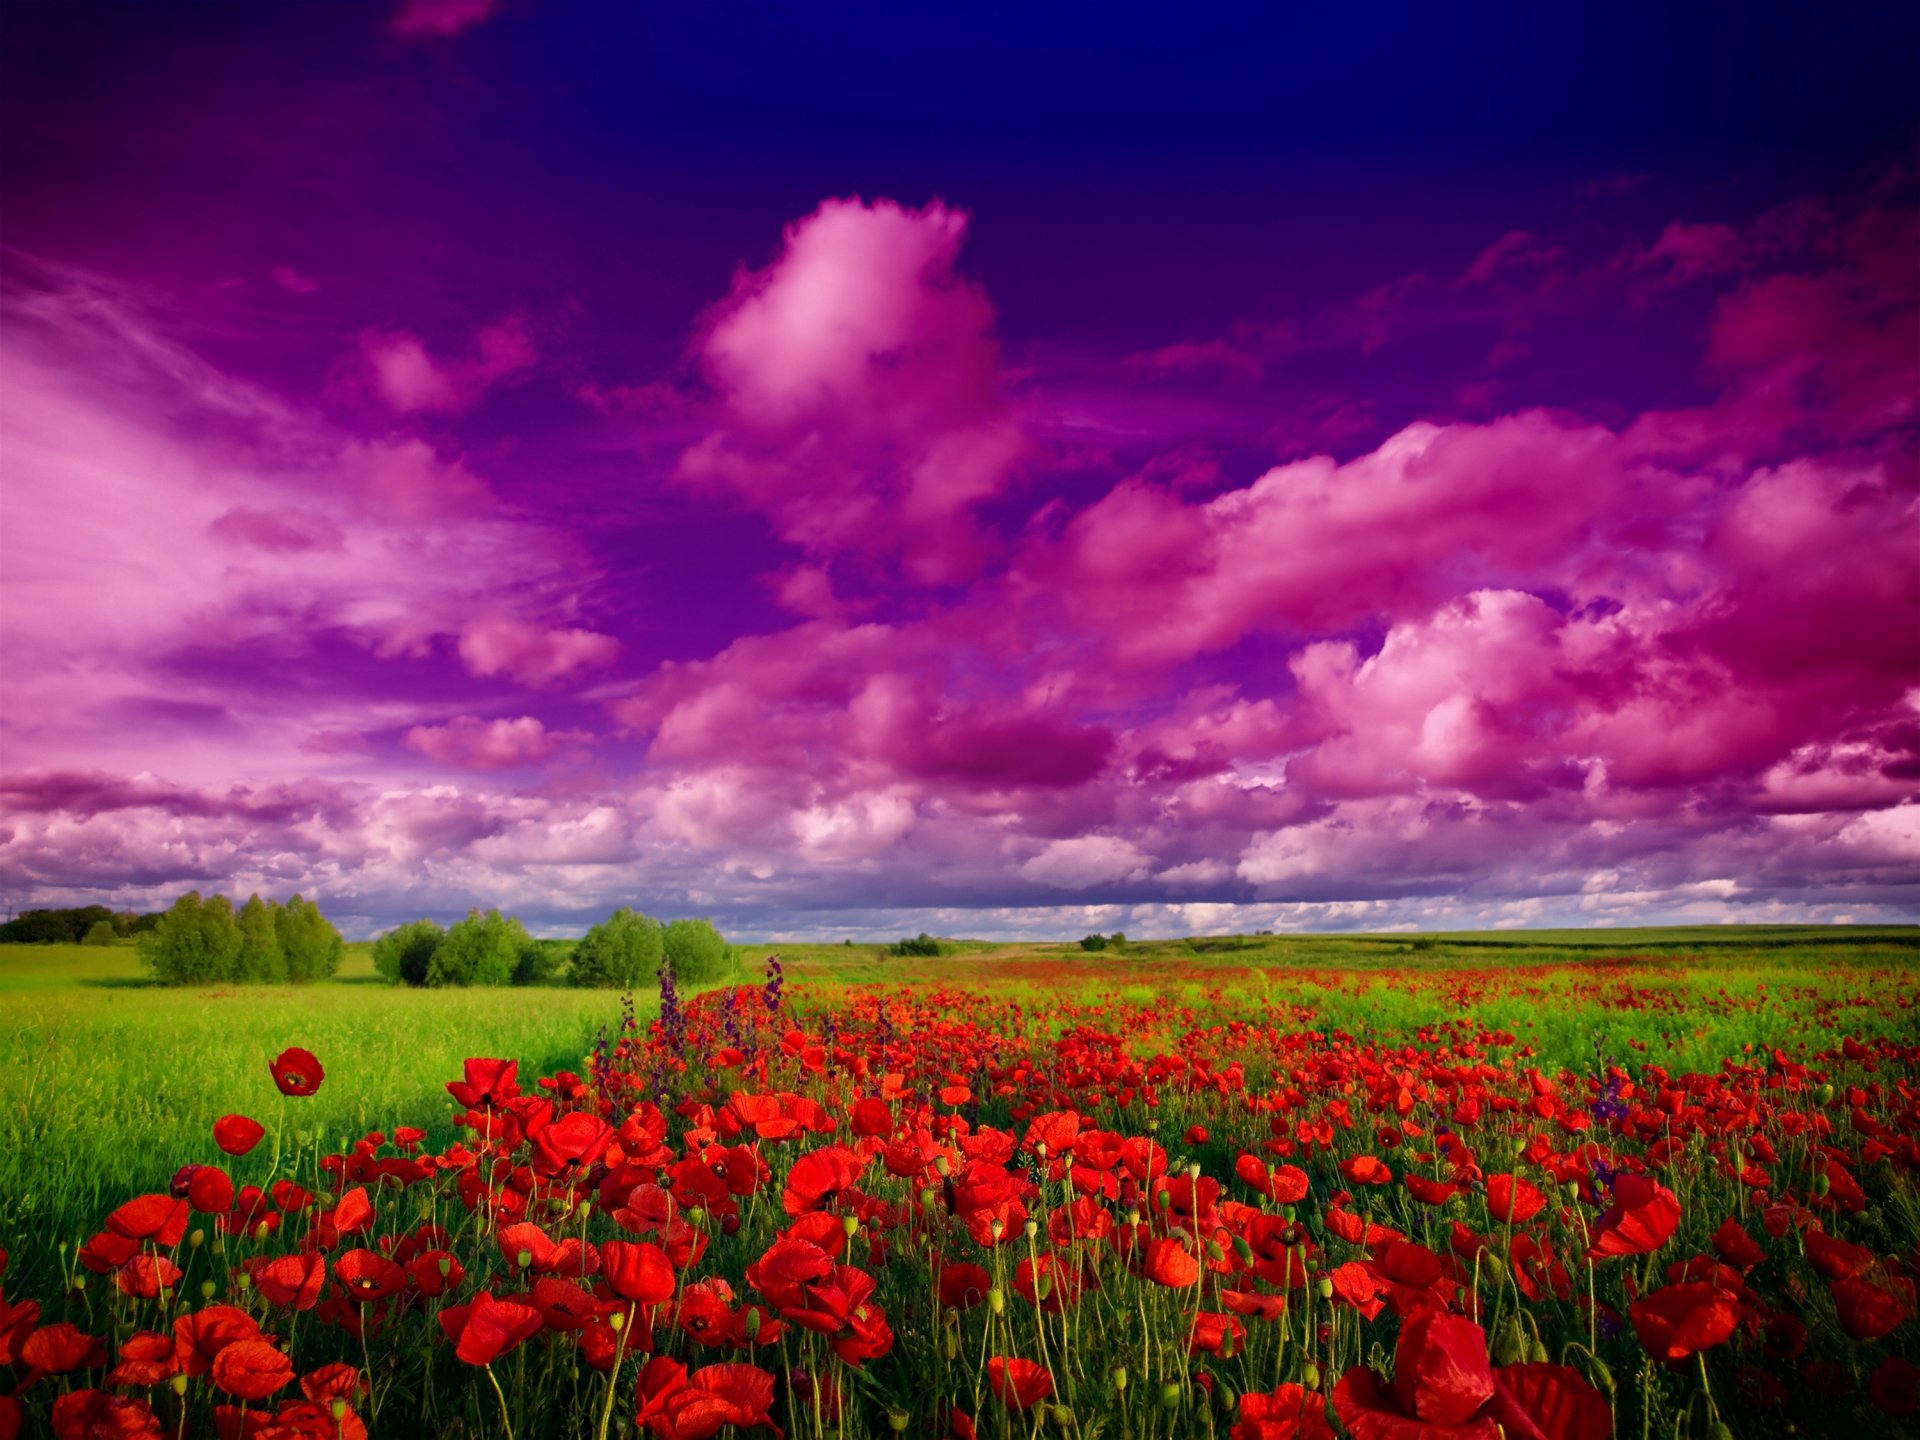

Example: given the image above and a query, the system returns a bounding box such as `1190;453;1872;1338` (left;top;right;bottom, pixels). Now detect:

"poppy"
1233;1383;1335;1440
602;1239;677;1305
1486;1174;1546;1224
299;1363;364;1404
446;1057;519;1109
438;1292;544;1367
1869;1356;1920;1419
106;1332;178;1388
1141;1238;1201;1288
986;1356;1054;1411
115;1255;181;1300
1586;1174;1679;1260
47;1392;160;1438
212;1114;266;1157
173;1306;262;1376
210;1340;294;1401
269;1047;324;1098
781;1145;865;1216
1628;1283;1739;1363
1487;1363;1611;1440
250;1253;326;1311
1832;1271;1915;1341
105;1194;189;1248
332;1250;408;1305
21;1323;108;1375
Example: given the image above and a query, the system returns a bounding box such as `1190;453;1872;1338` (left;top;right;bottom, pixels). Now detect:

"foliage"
568;907;664;988
137;892;242;984
233;895;285;982
888;931;947;957
428;908;532;987
515;937;574;987
274;894;344;982
0;904;140;944
79;919;120;947
1078;932;1108;951
370;919;444;987
662;916;738;985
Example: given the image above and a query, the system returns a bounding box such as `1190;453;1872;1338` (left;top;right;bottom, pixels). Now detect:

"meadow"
0;927;1915;1438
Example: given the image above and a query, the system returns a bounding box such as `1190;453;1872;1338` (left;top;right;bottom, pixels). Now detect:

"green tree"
428;908;528;987
662;917;737;985
569;907;664;988
889;932;945;957
514;937;571;986
81;919;120;946
275;894;343;983
234;895;286;982
139;892;242;984
371;919;443;986
1079;932;1109;952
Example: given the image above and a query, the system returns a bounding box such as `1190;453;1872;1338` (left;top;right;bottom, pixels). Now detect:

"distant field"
0;941;644;1298
2;927;1915;1304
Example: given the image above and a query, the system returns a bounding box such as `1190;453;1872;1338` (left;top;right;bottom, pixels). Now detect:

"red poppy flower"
105;1193;189;1247
48;1391;160;1438
21;1323;108;1375
1805;1229;1874;1279
987;1356;1054;1411
531;1276;604;1332
269;1047;324;1098
1233;1383;1335;1440
1709;1217;1765;1270
250;1253;326;1311
212;1114;266;1157
186;1165;234;1216
532;1111;616;1175
172;1306;262;1376
332;1250;409;1305
300;1362;364;1404
1340;1155;1393;1187
210;1339;294;1401
1833;1271;1915;1341
1486;1174;1546;1224
115;1254;181;1300
646;1363;779;1438
1869;1356;1919;1419
602;1239;677;1305
936;1261;992;1311
1586;1174;1679;1260
745;1236;833;1310
1488;1363;1612;1440
106;1331;179;1388
1141;1238;1201;1288
438;1292;544;1367
447;1057;520;1109
1629;1283;1739;1363
781;1145;866;1216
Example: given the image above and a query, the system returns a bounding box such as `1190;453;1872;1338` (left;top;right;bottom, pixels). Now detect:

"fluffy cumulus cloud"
678;198;1026;584
2;179;1916;936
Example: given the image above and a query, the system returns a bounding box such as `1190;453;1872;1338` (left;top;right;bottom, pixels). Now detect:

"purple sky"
2;2;1916;939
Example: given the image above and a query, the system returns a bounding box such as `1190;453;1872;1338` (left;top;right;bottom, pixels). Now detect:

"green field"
2;926;1915;1310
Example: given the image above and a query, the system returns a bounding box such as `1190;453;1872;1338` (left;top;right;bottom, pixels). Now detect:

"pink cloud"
208;506;344;553
1637;220;1744;284
390;0;498;39
678;197;1025;583
357;316;535;414
458;616;621;688
1457;229;1564;287
268;265;318;295
404;715;559;770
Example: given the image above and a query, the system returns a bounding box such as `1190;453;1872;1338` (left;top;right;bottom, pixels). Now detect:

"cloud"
389;0;498;40
1457;230;1563;287
1021;835;1151;888
268;265;318;295
357;317;535;414
457;617;621;688
403;716;561;770
678;197;1025;584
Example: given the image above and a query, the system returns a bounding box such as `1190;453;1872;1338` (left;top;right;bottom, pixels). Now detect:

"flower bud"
331;1399;348;1421
188;1229;205;1250
1315;1277;1333;1300
842;1214;860;1238
743;1307;762;1340
1049;1404;1073;1428
170;1376;189;1397
887;1409;910;1433
1300;1363;1321;1391
1159;1382;1183;1410
609;1311;626;1333
516;1249;533;1269
200;1281;216;1301
988;1285;1005;1315
1110;1365;1128;1393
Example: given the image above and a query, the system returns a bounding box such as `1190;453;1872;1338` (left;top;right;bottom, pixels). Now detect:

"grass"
0;941;646;1299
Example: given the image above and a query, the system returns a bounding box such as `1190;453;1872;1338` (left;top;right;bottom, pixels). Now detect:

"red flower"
1629;1283;1739;1363
48;1391;161;1438
1709;1217;1765;1271
172;1306;262;1376
1486;1174;1546;1224
987;1356;1054;1411
531;1111;616;1175
187;1166;235;1216
1488;1363;1612;1440
1586;1174;1679;1260
603;1239;677;1305
438;1292;544;1366
1233;1383;1335;1440
332;1250;409;1305
1141;1238;1201;1288
21;1323;108;1375
446;1057;520;1109
300;1362;364;1404
106;1331;179;1388
1333;1311;1498;1439
269;1047;324;1098
1833;1271;1915;1341
250;1253;326;1311
212;1114;266;1157
1869;1356;1920;1419
781;1145;865;1216
642;1363;779;1439
210;1339;294;1401
105;1193;189;1247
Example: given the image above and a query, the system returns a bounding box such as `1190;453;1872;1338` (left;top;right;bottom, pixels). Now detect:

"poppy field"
1;932;1917;1438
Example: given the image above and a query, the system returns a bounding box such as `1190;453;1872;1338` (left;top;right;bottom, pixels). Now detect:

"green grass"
0;942;645;1299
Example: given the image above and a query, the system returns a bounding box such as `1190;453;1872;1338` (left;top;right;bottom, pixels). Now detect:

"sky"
1;1;1916;941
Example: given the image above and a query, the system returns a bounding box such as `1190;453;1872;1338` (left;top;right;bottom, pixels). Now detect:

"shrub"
276;895;343;983
1079;933;1109;952
371;919;444;987
80;919;120;946
889;932;946;957
662;917;737;985
570;907;664;989
139;892;242;984
515;938;572;986
428;909;529;987
234;895;286;982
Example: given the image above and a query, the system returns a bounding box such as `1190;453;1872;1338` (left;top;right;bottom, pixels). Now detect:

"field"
0;928;1916;1437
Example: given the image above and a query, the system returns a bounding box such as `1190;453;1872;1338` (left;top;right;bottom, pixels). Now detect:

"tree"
1079;933;1109;952
372;919;443;986
889;933;945;957
275;894;343;983
234;895;286;982
514;938;570;986
429;909;528;987
140;892;242;985
569;907;664;988
81;919;120;946
662;917;737;985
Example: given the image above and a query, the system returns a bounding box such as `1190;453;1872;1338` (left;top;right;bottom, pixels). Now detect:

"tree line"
371;907;737;989
139;892;345;984
0;905;163;945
